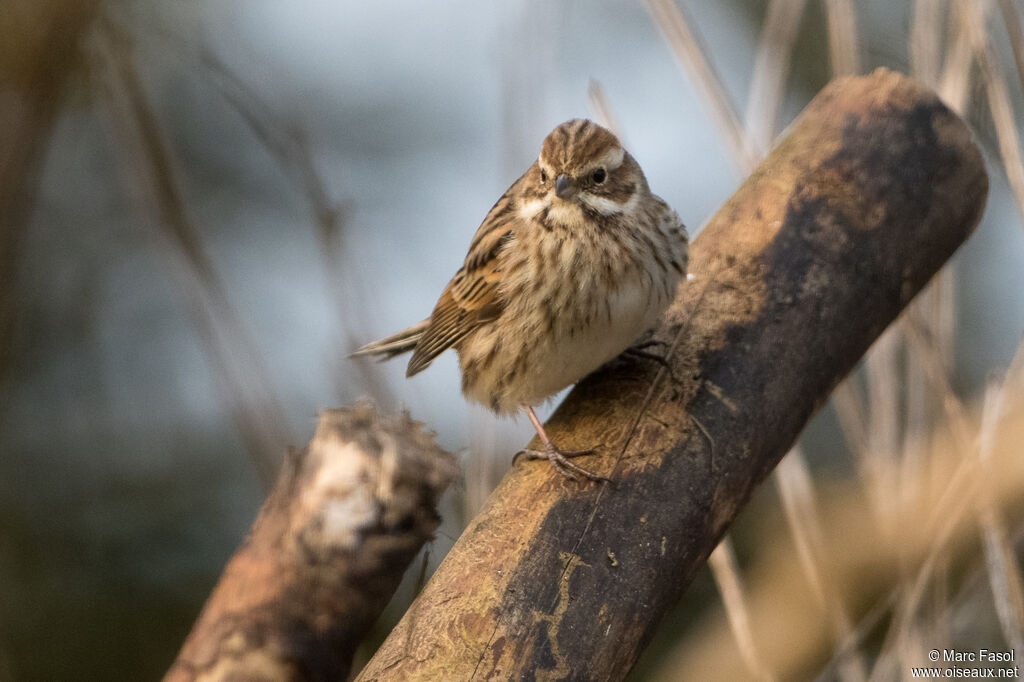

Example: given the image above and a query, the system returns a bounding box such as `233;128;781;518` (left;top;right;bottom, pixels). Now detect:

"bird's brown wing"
405;185;521;377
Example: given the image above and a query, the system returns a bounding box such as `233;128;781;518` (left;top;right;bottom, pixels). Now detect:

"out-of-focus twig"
960;0;1024;225
0;0;100;383
776;448;867;682
197;54;394;405
997;0;1024;96
644;0;759;174
910;0;945;87
823;0;861;77
937;0;976;113
744;0;809;156
976;371;1024;653
708;539;773;682
831;379;868;460
86;19;293;485
861;328;902;522
587;79;627;146
653;382;1024;681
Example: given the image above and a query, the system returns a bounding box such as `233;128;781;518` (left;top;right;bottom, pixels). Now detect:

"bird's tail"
349;319;429;361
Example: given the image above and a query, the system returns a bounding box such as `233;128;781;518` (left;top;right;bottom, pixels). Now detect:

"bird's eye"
592;167;606;183
540;170;547;183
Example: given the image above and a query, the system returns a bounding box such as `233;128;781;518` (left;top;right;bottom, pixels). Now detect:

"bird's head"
529;119;647;222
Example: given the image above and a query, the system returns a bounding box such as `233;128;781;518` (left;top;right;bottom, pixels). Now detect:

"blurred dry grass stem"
776;449;867;682
998;0;1024;95
0;0;100;383
653;341;1024;679
976;378;1024;655
199;53;393;405
644;0;759;174
588;79;626;145
958;0;1024;223
824;0;861;77
911;0;944;87
744;0;809;157
642;2;1024;678
708;539;774;682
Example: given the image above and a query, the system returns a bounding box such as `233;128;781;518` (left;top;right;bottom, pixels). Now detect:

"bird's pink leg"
516;406;610;483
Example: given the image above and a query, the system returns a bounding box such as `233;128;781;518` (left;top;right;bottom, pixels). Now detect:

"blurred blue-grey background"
2;1;1023;679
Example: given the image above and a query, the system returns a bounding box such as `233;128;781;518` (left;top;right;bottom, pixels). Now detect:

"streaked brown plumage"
353;119;688;481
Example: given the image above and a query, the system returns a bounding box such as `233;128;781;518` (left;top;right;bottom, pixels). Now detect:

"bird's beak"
555;174;576;200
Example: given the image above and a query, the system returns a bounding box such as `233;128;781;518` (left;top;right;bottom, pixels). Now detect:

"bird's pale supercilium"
352;119;688;482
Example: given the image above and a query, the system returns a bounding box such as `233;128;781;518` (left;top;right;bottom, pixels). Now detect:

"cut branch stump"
165;403;456;681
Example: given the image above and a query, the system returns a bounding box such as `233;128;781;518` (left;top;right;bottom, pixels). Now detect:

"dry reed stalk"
977;373;1024;653
931;267;957;372
708;539;774;682
831;378;869;459
823;0;861;77
911;0;946;86
744;0;809;156
587;79;627;146
777;450;826;605
862;328;903;522
653;389;1024;681
937;0;976;112
776;449;867;682
997;0;1024;95
960;0;1024;224
464;415;498;519
643;0;758;174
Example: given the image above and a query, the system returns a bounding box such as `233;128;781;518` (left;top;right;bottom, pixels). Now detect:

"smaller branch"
165;402;457;682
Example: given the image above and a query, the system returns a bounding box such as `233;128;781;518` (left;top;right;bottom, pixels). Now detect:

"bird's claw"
515;444;610;483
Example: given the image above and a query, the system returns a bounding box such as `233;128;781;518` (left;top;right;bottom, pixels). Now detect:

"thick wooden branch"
356;69;988;680
165;403;456;681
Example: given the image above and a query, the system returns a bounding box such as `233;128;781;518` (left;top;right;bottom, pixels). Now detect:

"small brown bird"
353;119;688;481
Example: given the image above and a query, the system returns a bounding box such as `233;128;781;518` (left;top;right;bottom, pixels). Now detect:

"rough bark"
355;68;989;681
165;403;457;682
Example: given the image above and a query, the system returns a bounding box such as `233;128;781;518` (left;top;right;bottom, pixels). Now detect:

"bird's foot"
516;443;610;483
